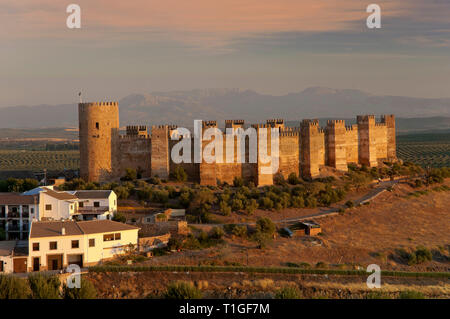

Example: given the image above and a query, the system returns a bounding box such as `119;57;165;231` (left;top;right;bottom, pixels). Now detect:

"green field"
397;132;450;168
0;150;79;171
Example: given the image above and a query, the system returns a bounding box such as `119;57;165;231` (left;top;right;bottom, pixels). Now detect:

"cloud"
1;0;407;45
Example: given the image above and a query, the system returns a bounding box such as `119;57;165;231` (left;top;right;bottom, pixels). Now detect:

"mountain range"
1;87;450;129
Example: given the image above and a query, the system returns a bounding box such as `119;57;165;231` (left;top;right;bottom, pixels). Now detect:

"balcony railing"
7;224;20;231
76;206;109;214
7;212;20;218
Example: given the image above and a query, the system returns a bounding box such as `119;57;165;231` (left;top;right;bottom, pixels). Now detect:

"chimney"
61;227;66;236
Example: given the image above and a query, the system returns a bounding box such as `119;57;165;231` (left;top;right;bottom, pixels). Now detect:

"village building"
1;188;118;240
28;220;139;272
0;193;38;240
70;190;117;221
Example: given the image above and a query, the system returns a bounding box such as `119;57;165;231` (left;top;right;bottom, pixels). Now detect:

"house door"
0;261;3;272
33;257;40;271
47;254;63;270
13;257;27;273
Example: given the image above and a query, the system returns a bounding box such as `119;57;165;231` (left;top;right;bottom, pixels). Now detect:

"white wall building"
28;220;139;271
71;190;117;221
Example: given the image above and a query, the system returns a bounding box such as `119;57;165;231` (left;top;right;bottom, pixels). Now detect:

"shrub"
398;290;425;299
245;199;258;215
62;278;97;299
219;200;232;216
259;196;274;210
366;291;391;299
291;195;305;208
112;212;126;223
148;176;161;185
232;225;247;238
171;166;188;182
256;217;276;236
275;286;302;299
233;177;244;188
28;273;61;299
189;189;216;223
121;168;137;181
288;173;301;185
209;226;225;240
251;231;272;249
231;198;244;212
415;246;432;264
152;189;169;204
167;236;184;251
345;200;354;208
0;275;30;299
315;262;327;269
164;281;202;299
113;186;130;200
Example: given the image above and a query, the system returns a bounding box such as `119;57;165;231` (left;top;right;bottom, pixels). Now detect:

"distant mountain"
1;87;450;128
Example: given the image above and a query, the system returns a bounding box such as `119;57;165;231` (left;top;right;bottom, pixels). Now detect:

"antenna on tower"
78;91;82;103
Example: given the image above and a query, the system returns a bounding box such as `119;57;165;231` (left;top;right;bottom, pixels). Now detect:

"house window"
96;122;99;129
103;234;114;242
32;243;40;251
114;233;121;240
31;208;34;215
72;240;79;249
79;202;84;208
94;202;100;208
89;239;95;247
49;241;57;250
45;204;52;211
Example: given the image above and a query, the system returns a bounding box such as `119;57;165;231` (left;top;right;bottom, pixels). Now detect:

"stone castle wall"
78;102;396;185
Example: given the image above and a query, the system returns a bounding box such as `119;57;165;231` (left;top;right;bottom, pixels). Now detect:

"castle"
78;102;396;186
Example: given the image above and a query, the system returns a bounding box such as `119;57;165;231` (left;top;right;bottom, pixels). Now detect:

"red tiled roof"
0;193;38;205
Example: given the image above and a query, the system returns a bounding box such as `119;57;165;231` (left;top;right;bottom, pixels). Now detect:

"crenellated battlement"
119;134;151;140
327;119;346;126
301;119;320;127
225;119;245;124
202;120;217;128
266;118;284;124
79;101;118;107
345;124;358;132
357;114;376;123
280;130;300;137
126;125;148;136
251;123;271;129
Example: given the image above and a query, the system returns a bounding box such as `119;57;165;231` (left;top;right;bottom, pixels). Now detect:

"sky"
1;0;450;106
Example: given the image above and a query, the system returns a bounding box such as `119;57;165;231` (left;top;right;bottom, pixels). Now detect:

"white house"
71;190;117;221
28;219;140;271
22;187;118;221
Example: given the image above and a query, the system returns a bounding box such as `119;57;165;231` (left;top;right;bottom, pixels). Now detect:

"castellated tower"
381;114;397;160
79;102;119;182
357;115;377;167
326;120;348;171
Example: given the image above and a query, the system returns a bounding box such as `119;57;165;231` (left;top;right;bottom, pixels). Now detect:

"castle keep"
79;102;396;186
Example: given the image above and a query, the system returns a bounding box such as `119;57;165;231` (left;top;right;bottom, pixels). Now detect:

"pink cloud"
0;0;435;47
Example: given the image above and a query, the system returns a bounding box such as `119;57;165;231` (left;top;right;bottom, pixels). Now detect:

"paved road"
192;178;403;227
